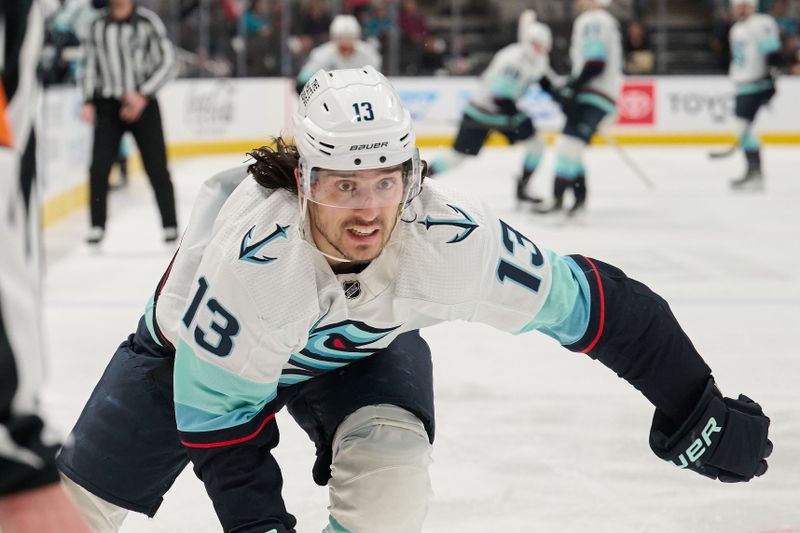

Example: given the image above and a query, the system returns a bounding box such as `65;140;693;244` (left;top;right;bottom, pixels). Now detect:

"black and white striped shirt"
82;6;175;101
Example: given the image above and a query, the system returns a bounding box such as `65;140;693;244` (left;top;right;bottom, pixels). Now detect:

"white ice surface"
41;146;800;533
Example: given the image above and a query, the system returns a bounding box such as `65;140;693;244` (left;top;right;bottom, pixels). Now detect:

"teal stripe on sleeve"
582;38;608;60
278;373;311;386
516;253;591;346
758;35;781;55
174;339;278;432
490;74;520;99
144;293;164;347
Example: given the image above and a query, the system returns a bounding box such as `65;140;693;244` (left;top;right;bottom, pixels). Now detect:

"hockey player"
57;67;771;533
537;0;622;216
1;1;91;531
428;11;553;205
726;0;782;190
295;14;381;95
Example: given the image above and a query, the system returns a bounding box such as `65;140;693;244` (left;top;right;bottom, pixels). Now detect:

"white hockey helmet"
519;20;553;58
294;66;422;209
596;0;613;7
330;14;361;40
731;0;757;6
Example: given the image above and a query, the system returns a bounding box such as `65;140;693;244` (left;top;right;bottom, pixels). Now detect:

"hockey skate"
531;196;563;214
515;174;543;205
86;226;105;245
566;196;586;218
164;226;179;243
731;168;764;191
566;176;587;217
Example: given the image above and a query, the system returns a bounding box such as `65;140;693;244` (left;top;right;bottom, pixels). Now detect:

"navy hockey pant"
56;316;435;517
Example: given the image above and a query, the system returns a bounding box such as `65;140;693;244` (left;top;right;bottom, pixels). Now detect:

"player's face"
335;37;355;55
306;166;405;266
733;3;753;20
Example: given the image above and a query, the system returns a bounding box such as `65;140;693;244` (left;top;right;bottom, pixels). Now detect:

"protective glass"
305;149;422;209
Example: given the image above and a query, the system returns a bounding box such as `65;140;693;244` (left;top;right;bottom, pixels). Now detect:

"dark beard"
312;217;381;266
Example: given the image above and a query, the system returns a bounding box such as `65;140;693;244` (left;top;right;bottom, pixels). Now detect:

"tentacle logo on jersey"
239;224;290;264
418;204;478;243
280;320;401;386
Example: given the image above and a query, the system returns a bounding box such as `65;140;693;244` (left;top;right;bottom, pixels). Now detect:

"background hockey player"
725;0;782;190
295;14;381;95
1;1;91;531
537;0;622;217
428;11;553;205
57;67;771;533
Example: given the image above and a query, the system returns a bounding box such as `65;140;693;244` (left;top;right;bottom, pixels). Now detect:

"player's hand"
79;103;95;124
649;378;772;482
119;91;148;123
553;81;577;110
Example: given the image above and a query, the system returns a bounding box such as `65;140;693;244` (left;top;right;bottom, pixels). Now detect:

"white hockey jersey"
729;13;781;87
570;8;622;101
152;169;591;436
297;41;382;84
469;42;549;115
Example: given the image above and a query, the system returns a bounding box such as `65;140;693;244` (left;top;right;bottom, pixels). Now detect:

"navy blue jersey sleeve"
563;255;712;423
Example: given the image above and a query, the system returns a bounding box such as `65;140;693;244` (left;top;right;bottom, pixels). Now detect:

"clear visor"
304;149;422;209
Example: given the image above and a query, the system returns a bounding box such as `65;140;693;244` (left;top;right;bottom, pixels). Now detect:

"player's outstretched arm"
561;256;771;482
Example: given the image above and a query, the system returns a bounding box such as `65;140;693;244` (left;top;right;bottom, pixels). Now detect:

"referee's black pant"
89;98;177;230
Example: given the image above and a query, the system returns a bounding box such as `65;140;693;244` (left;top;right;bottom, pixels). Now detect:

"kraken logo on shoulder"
239;224;290;264
418;203;478;243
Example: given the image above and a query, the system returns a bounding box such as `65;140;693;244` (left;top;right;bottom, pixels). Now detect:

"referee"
80;0;177;245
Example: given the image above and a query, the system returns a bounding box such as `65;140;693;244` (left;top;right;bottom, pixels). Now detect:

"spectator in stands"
418;34;447;75
298;0;332;45
243;0;273;38
362;1;392;42
244;0;279;76
784;34;800;73
623;19;654;73
770;0;798;37
708;0;734;69
399;0;430;74
345;0;373;20
399;0;429;43
291;0;333;64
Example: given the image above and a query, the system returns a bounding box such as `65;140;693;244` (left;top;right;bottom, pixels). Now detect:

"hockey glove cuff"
493;97;520;117
649;377;772;482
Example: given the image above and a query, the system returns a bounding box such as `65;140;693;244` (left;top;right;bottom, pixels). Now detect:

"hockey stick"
709;122;752;159
708;142;740;159
600;132;655;189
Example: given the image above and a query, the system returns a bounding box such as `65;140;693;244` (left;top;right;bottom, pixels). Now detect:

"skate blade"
731;181;765;192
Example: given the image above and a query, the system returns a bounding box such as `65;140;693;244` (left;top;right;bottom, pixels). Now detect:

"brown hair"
247;136;300;193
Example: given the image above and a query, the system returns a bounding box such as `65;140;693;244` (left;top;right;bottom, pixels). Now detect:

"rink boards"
40;75;800;226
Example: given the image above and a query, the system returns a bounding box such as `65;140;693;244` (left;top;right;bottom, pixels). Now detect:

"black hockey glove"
552;80;578;113
493;96;520;117
649;378;772;482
